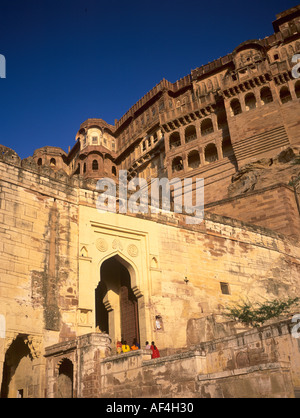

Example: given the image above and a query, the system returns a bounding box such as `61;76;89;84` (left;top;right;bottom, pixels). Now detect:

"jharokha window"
92;160;98;171
230;99;242;116
201;118;214;136
280;86;292;104
205;144;218;163
169;132;181;149
260;87;273;105
245;93;257;110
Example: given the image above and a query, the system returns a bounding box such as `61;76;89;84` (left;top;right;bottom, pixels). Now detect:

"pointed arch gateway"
1;336;33;398
95;254;141;348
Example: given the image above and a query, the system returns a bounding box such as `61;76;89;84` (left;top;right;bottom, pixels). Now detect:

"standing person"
122;340;130;353
131;338;140;350
150;341;160;359
116;340;122;354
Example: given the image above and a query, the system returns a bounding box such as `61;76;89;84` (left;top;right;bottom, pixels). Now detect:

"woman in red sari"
150;341;160;359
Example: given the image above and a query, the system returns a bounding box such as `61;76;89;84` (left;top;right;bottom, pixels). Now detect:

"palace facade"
0;5;300;398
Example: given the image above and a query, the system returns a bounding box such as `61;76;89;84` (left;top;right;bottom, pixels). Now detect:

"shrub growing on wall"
225;297;299;328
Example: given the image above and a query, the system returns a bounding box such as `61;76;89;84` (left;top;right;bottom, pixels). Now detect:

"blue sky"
0;0;297;159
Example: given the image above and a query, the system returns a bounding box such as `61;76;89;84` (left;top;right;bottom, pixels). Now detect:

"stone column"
216;139;223;160
77;333;111;398
289;80;298;100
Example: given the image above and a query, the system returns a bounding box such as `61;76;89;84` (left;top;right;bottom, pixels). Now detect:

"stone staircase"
233;126;290;162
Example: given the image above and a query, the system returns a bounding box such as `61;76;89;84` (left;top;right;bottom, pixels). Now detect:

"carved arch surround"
4;332;43;359
78;218;152;345
90;219;151;299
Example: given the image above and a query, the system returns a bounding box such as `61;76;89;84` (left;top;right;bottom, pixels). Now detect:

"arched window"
201;118;214;136
188;150;200;169
185;125;197;143
207;80;213;91
280;86;292;104
205;144;218;163
230;99;242;116
201;83;207;95
260;87;273;105
37;158;42;166
50;158;56;167
92;160;98;171
245;93;257;110
172;156;183;172
169;132;181;149
222;138;234;158
295;81;300;99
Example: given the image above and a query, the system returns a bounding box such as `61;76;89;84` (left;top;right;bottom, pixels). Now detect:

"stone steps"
233;126;289;161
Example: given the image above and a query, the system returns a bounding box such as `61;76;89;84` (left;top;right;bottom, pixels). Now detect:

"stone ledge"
102;349;152;363
142;349;204;366
197;362;290;382
44;332;112;357
44;340;77;357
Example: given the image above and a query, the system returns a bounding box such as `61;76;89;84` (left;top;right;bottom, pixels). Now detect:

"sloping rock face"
228;147;300;197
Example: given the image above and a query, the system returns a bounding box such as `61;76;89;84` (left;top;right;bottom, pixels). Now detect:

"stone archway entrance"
57;359;73;398
1;336;32;398
95;256;140;348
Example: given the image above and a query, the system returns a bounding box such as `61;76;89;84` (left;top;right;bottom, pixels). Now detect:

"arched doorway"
1;336;32;398
57;359;73;398
96;256;140;348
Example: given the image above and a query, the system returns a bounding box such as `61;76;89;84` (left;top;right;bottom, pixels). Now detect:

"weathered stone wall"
45;318;300;398
207;184;300;240
99;318;300;398
1;157;300;397
76;204;300;351
0;159;79;397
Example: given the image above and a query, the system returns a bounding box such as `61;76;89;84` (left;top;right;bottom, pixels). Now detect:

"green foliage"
289;175;300;187
225;297;299;328
292;156;300;165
